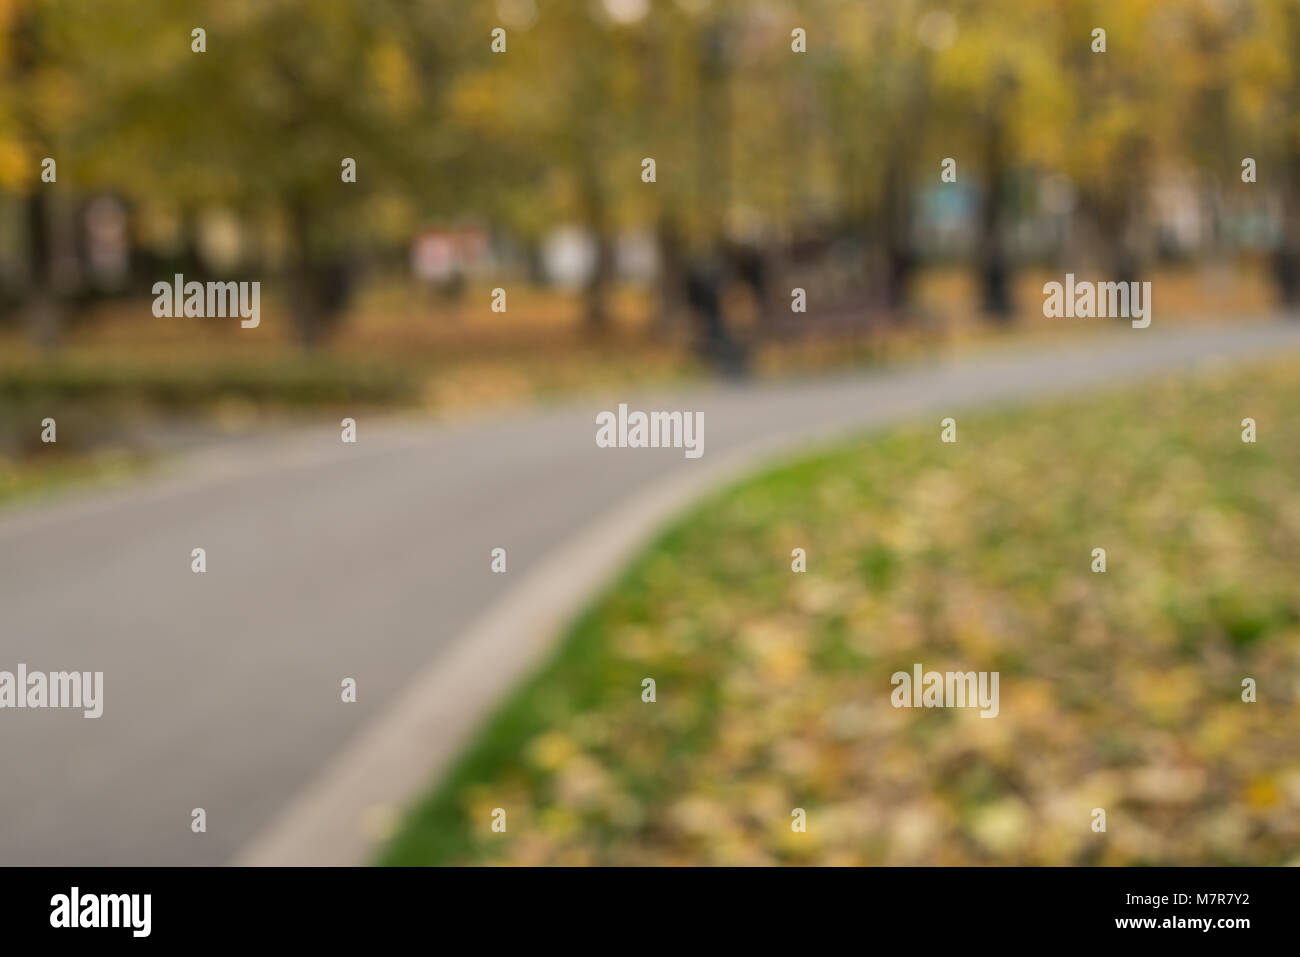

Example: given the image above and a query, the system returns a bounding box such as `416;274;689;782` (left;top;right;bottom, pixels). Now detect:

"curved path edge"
233;320;1300;866
231;431;802;866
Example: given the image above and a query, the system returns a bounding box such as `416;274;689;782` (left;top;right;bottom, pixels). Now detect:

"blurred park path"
3;319;1300;866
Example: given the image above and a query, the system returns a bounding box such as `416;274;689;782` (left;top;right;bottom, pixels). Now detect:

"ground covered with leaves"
389;354;1300;864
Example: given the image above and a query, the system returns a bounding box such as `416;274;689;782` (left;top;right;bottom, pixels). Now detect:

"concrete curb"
232;320;1300;866
231;431;807;866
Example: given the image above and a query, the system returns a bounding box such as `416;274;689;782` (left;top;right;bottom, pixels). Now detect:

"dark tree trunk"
584;231;615;333
655;215;685;336
288;199;353;349
980;73;1017;320
880;161;915;312
14;7;63;351
576;149;615;335
23;189;62;351
979;159;1013;318
1274;157;1300;310
1273;240;1300;309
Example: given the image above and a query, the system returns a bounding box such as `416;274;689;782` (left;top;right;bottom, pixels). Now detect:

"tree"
67;0;466;346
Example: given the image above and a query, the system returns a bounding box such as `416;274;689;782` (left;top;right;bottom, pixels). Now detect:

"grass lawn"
0;448;153;507
380;354;1300;866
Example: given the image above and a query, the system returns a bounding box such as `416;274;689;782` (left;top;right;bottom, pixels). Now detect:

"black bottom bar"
0;865;1281;944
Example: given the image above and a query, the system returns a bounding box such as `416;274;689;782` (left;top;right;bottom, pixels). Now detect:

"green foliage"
4;1;1300;259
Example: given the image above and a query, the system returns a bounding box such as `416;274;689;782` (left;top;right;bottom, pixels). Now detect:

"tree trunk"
1274;158;1300;310
579;162;614;334
14;9;63;351
880;161;914;312
979;74;1017;320
287;199;352;349
23;189;63;352
979;153;1013;318
654;215;684;336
